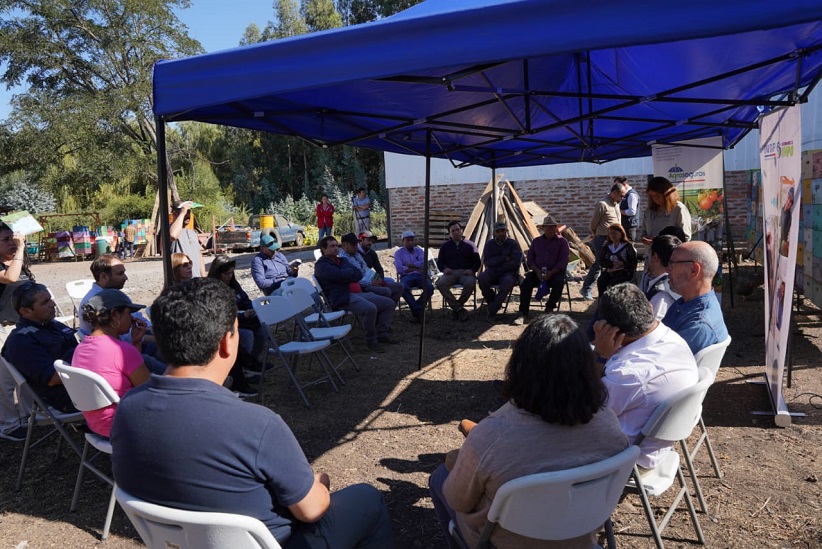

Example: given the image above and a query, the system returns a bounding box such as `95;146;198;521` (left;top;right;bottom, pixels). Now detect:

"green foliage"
301;225;319;246
303;0;343;31
265;0;308;39
0;171;56;213
92;186;155;226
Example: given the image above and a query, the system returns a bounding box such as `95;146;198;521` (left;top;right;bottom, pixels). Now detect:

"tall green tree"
264;0;308;39
303;0;342;32
0;0;202;208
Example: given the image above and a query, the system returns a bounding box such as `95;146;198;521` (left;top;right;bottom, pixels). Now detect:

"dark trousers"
581;235;607;293
518;270;565;315
477;270;518;315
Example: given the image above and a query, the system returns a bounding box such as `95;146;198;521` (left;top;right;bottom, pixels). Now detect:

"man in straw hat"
513;215;569;325
478;221;522;319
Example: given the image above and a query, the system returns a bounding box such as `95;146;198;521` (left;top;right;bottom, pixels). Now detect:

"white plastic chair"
313;248;322;261
626;366;714;548
691;336;732;485
65;279;95;327
280;286;359;381
53;360;120;540
115;487;282;549
48;287;75;327
252;295;338;407
279;277;346;326
449;445;640;548
2;357;85;492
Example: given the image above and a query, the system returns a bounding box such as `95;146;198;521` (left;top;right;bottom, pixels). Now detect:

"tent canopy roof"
153;0;822;168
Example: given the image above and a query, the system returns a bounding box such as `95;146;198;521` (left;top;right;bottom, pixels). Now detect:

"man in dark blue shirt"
663;241;729;354
111;278;393;547
436;221;481;321
478;222;522;319
2;283;77;413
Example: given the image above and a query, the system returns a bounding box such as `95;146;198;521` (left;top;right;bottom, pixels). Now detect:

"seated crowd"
0;223;728;547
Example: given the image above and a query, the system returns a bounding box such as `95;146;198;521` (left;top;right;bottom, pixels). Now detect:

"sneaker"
0;426;29;442
512;314;529;326
580;289;594;301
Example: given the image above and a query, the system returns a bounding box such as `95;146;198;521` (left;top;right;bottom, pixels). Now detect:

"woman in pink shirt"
72;289;150;436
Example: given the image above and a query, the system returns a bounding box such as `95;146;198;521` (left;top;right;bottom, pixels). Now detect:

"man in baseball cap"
251;232;296;295
394;230;433;320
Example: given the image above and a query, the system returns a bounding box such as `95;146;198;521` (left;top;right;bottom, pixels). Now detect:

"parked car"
214;214;305;252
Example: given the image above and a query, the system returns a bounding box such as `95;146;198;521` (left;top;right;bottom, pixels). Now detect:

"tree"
264;0;308;40
0;0;202;208
336;0;423;25
0;171;56;214
303;0;343;32
240;23;263;46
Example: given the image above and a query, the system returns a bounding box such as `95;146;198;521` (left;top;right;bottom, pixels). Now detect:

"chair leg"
677;467;706;544
631;467;666;549
697;417;723;479
679;439;708;514
101;483;118;540
71;439;92;512
283;355;311;408
15;411;38;492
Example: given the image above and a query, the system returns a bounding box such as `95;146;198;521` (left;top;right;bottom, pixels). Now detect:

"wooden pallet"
429;211;462;246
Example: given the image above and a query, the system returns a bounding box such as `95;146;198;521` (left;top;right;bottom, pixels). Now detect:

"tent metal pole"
721;153;735;308
418;131;432;370
155;116;174;289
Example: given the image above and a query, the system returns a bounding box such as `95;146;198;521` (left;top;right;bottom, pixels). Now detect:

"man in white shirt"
592;283;698;469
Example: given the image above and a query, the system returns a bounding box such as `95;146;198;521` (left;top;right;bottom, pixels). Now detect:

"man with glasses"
663;241;728;354
580;184;626;300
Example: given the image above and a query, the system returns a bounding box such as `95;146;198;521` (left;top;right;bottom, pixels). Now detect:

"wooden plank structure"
463;176;589;269
429;210;462;246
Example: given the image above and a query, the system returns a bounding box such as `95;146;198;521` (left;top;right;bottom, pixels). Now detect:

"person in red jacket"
316;194;334;241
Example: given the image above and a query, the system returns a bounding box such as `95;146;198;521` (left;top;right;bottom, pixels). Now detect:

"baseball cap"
401;230;415;239
493;221;507;231
260;233;281;251
358;231;374;240
86;289;145;314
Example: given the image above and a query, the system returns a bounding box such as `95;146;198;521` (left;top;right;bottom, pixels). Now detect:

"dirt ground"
1;247;820;548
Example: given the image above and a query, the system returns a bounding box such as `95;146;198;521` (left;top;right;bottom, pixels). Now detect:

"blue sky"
0;0;275;120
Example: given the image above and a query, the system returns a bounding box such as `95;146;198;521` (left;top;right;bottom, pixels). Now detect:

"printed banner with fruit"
759;105;801;427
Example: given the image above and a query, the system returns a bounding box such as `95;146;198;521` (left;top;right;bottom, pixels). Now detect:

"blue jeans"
429;464;462;548
400;272;434;314
318;226;332;240
285;483;394;548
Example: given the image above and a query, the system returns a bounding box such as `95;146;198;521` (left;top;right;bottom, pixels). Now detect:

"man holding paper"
339;233;402;304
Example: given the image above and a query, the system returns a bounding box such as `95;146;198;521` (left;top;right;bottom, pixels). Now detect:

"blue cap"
260;233;281;251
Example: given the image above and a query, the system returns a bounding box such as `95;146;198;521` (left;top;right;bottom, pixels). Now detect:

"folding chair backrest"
53;360;120;412
280;277;318;298
2;355;29;389
115;487;282;549
638;367;714;444
485;445;641;542
280;287;316;316
66;279;94;301
252;296;298;327
693;336;732;378
313;248;322;261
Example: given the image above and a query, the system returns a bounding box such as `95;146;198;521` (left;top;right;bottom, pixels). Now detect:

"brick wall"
388;170;752;245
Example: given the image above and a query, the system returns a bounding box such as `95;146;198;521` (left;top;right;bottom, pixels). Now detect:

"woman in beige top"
641;176;692;244
429;314;628;548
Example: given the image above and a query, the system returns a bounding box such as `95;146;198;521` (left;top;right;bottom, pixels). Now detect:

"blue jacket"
314;255;361;310
251;251;295;295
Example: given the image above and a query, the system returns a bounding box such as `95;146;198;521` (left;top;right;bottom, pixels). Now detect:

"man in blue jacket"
314;236;395;352
251;233;298;296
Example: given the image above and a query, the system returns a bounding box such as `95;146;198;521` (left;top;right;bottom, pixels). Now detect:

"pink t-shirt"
71;334;143;436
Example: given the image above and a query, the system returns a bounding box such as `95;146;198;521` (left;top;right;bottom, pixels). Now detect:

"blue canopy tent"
152;0;822;364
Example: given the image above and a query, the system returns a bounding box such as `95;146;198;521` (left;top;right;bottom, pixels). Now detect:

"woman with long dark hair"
207;254;267;363
429;315;628;548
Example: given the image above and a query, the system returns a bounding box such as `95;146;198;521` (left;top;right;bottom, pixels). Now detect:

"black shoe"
458;308;470;322
244;371;262;384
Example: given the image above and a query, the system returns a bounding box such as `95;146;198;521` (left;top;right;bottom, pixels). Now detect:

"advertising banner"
652;136;725;242
759;105;801;427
